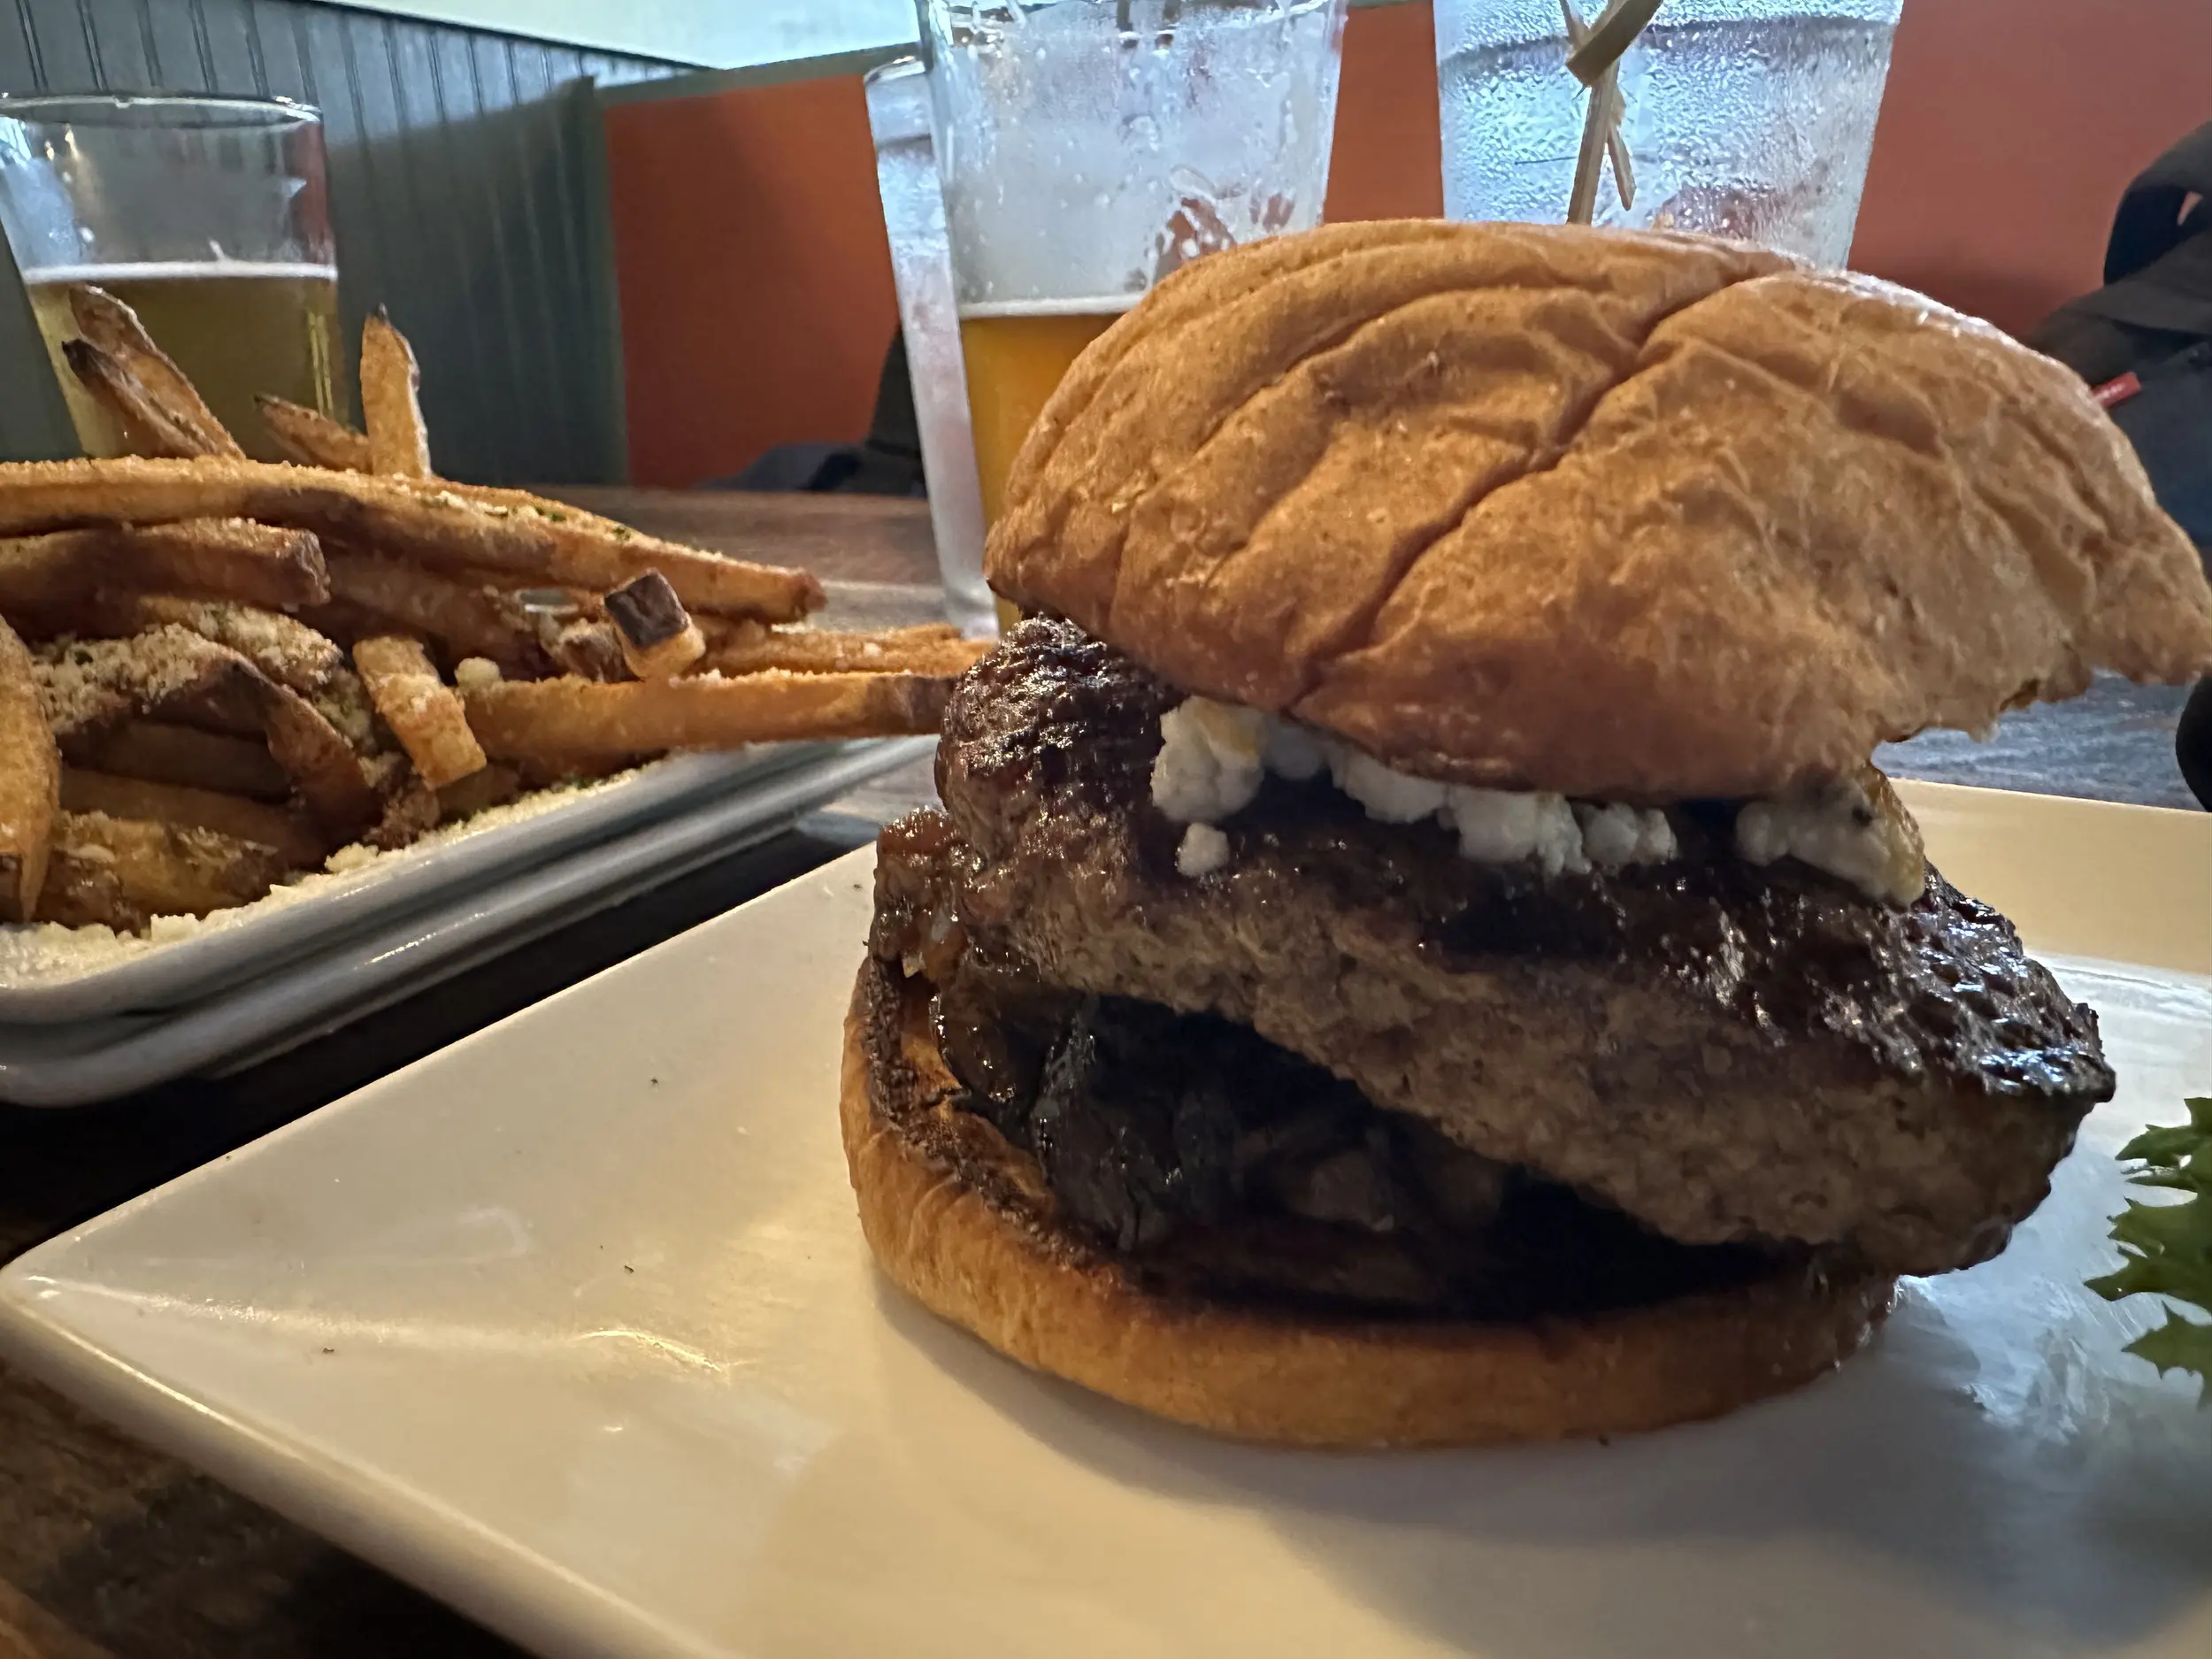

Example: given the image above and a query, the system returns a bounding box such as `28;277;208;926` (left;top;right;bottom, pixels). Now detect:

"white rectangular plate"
0;739;928;1106
0;744;840;1024
0;783;2207;1659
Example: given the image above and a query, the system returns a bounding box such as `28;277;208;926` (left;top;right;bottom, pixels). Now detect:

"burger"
841;221;2212;1447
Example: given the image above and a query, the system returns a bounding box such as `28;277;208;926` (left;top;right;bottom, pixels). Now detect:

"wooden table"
0;491;2197;1659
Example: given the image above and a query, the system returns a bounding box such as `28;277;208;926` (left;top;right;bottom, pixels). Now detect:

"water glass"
865;58;996;637
1433;0;1904;267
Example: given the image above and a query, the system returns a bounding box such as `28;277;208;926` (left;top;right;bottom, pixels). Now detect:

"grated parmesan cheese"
146;600;342;692
0;759;681;984
33;628;219;738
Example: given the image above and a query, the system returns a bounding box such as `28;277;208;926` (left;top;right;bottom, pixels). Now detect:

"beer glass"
0;94;341;461
1434;0;1902;267
921;0;1349;539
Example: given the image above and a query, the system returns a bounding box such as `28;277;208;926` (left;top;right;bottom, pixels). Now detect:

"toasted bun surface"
842;953;1895;1448
985;220;2212;799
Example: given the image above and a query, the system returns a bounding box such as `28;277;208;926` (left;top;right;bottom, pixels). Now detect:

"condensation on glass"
866;58;997;637
918;0;1349;572
1433;0;1905;267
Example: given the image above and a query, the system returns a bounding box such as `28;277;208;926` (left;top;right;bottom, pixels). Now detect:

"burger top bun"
984;219;2212;802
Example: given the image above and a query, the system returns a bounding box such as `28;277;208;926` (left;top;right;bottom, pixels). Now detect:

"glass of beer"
921;0;1349;557
0;94;340;462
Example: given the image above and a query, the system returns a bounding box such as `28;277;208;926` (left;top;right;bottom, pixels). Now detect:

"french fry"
427;479;818;593
36;810;285;930
319;549;549;674
60;769;324;868
73;721;291;802
701;621;989;679
437;761;521;820
0;287;926;935
35;632;240;745
618;630;700;681
539;617;630;682
603;571;705;680
68;285;245;458
160;685;269;740
0;460;822;622
310;664;377;750
361;309;434;480
35;844;146;933
286;596;379;650
0;617;58;922
0;518;327;619
353;636;485;788
257;395;373;472
61;338;222;459
259;689;381;838
463;670;954;762
34;626;378;838
363;764;441;850
438;482;674;541
102;596;344;696
115;518;327;609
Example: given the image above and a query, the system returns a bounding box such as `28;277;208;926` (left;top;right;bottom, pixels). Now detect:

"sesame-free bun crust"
842;953;1896;1448
985;220;2212;800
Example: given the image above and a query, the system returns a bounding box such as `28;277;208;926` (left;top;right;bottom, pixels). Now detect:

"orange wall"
603;74;898;488
1326;2;1444;222
603;5;1443;486
605;2;2212;485
1851;0;2211;336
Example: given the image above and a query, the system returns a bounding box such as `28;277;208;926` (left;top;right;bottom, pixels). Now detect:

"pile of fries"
0;288;987;934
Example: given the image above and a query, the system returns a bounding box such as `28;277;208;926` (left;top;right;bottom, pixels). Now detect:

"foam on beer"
955;295;1141;321
24;260;340;285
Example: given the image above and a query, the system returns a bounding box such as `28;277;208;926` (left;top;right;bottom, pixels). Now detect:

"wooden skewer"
1566;0;1665;86
1566;0;1637;218
1567;58;1622;225
1604;79;1634;208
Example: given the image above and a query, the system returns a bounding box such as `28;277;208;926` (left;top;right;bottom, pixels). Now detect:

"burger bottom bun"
841;953;1897;1448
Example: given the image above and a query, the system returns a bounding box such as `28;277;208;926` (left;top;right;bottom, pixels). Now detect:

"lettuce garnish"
2087;1096;2212;1402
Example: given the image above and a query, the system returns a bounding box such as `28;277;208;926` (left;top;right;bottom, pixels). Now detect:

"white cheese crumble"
1148;697;1673;880
1735;773;1926;907
1175;823;1233;878
1149;698;1267;824
1263;720;1327;782
1576;801;1679;868
1329;748;1450;824
1148;695;1918;904
1449;787;1591;875
453;656;503;689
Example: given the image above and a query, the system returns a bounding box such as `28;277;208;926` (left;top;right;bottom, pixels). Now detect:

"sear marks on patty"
917;941;1780;1320
920;615;2115;1276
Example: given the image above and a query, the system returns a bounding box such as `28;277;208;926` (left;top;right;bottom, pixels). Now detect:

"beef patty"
872;823;1787;1321
911;616;2112;1275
